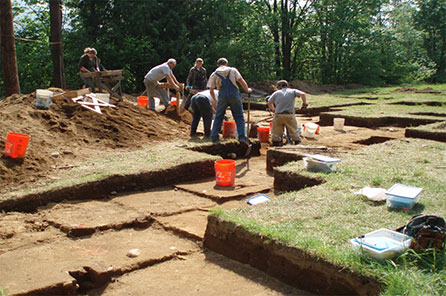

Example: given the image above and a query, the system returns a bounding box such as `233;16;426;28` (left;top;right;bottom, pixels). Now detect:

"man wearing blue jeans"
207;58;252;143
190;90;218;139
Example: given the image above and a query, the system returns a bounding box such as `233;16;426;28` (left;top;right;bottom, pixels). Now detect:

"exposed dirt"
1;87;433;295
0;89;191;192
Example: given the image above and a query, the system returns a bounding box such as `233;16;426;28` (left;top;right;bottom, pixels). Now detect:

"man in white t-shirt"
207;58;252;143
268;80;308;146
144;58;181;110
190;89;219;139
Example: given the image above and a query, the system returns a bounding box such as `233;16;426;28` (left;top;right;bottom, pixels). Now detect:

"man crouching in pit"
267;80;308;146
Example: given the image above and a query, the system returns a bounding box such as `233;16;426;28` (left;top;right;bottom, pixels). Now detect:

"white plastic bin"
35;89;53;109
303;122;319;138
95;93;110;103
351;228;412;260
303;154;340;173
333;118;345;131
385;184;423;210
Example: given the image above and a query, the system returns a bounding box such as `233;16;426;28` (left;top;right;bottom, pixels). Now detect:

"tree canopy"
1;0;445;96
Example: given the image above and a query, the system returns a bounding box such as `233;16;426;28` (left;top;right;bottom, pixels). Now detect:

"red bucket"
4;132;30;159
137;96;148;107
215;159;236;186
257;127;270;142
222;121;236;138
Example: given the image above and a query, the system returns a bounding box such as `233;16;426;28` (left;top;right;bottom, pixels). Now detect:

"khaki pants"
271;114;300;142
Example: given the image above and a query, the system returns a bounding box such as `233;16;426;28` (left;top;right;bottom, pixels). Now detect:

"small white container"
333;118;345;131
95;93;110;103
303;122;319;138
385;184;423;210
351;228;412;260
303;155;340;173
35;89;53;109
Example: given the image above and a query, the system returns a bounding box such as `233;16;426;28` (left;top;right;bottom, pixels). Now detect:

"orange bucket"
137;96;148;107
222;121;236;138
215;159;236;186
257;127;270;142
4;132;30;159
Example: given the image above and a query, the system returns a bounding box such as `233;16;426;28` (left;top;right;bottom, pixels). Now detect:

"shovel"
244;92;252;159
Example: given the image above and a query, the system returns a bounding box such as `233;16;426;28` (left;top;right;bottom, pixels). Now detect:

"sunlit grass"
212;138;446;295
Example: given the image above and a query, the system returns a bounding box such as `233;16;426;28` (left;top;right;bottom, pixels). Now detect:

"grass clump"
212;138;446;295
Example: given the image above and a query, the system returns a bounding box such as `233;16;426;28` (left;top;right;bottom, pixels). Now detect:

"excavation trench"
0;139;384;295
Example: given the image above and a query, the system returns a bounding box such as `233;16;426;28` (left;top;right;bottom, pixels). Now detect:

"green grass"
0;141;219;201
322;103;446;120
212;138;446;295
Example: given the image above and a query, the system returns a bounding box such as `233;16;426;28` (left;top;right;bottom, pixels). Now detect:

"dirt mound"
0;89;190;186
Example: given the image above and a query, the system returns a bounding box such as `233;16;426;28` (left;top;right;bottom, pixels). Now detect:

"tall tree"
49;0;65;89
252;0;314;80
0;0;20;96
414;0;446;82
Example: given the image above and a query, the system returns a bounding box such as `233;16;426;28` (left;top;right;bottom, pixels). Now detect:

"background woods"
1;0;445;97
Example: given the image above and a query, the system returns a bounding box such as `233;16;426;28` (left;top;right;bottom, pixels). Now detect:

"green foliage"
2;0;445;97
414;0;446;82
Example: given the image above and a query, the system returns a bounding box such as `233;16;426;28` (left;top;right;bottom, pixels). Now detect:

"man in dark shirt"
184;58;208;110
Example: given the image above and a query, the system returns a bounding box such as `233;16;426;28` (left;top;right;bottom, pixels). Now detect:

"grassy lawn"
211;138;446;295
308;83;446;110
1;141;219;201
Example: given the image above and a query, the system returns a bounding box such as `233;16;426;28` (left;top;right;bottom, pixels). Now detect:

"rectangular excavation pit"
204;215;382;296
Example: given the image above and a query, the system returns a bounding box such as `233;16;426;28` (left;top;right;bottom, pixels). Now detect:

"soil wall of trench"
204;215;382;296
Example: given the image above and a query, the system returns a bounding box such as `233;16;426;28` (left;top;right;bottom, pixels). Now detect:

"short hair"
195;58;203;64
217;58;228;66
276;80;288;87
167;58;177;64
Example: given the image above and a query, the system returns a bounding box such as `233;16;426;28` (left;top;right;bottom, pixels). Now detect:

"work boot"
271;141;282;147
293;138;301;145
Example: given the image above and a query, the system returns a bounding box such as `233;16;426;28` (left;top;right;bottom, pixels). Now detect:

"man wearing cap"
268;80;308;146
208;57;252;143
144;59;182;110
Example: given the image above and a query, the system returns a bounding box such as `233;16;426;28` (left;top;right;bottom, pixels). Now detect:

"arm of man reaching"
165;73;182;91
299;92;308;110
267;101;276;113
237;77;252;94
209;87;218;113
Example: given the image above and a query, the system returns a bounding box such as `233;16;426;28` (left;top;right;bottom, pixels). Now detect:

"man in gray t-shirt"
268;80;308;146
143;58;182;110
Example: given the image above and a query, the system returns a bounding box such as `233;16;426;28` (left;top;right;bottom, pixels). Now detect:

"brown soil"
1;87;429;295
0;89;191;192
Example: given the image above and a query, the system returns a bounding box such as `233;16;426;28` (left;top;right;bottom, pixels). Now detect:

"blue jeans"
191;94;213;137
211;95;246;142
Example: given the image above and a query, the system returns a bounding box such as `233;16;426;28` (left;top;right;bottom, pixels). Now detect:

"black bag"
397;214;446;250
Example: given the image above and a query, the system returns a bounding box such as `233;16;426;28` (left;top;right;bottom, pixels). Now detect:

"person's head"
217;58;228;66
195;58;203;68
276;80;288;89
167;58;177;69
84;47;97;59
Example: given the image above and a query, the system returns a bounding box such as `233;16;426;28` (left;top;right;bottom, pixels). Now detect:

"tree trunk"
0;0;20;96
50;0;65;89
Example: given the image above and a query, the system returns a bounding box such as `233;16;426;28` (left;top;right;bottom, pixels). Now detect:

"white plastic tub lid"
306;154;340;163
247;194;271;205
386;184;423;199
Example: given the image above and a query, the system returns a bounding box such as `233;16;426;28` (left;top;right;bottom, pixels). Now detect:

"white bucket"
303;122;319;138
35;89;53;109
95;93;110;103
333;118;345;131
